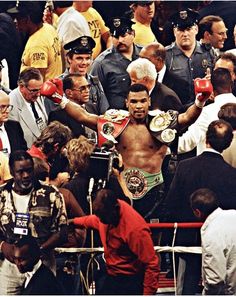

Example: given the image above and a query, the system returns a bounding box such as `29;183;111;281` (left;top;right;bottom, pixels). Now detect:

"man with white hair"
127;57;184;112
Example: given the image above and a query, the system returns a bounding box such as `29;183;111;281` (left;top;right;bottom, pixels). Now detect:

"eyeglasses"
72;84;91;93
0;105;13;113
24;85;41;94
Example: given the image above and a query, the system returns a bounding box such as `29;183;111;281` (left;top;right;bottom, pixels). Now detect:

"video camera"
87;141;119;181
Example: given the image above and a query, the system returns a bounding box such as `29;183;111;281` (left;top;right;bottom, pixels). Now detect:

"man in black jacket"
139;42;189;107
48;73;96;140
14;235;64;295
126;57;184;112
166;119;236;295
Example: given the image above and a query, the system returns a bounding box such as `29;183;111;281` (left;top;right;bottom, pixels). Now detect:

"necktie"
30;102;39;120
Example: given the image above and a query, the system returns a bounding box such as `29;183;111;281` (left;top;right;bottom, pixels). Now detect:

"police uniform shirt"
165;41;214;106
87;74;109;115
90;44;142;109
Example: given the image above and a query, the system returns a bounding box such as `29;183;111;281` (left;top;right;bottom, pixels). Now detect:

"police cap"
64;36;96;54
169;9;199;30
131;1;154;6
7;1;39;17
109;17;135;38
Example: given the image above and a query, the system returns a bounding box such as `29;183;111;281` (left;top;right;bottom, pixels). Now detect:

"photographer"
63;136;132;294
63;135;131;215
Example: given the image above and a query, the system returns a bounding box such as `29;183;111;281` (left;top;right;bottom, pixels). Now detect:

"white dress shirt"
201;208;236;295
157;64;166;83
178;93;236;155
24;100;47;124
0;124;11;156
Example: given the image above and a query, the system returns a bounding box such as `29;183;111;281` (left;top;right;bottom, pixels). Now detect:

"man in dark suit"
0;90;27;155
198;1;236;51
48;74;96;141
14;235;64;295
139;42;189;108
127;57;184;112
165;119;236;295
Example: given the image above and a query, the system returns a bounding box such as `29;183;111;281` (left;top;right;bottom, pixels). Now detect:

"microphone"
87;177;94;201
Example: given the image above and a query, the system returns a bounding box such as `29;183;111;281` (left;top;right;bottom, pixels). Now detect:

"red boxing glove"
194;78;213;101
40;78;63;104
51;78;63;97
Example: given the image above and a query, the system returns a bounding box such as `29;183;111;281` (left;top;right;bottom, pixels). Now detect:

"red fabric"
74;200;160;295
27;145;47;162
97;117;130;147
0;137;2;150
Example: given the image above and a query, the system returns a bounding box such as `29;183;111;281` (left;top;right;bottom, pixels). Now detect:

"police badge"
179;10;188;20
113;18;121;28
80;36;88;47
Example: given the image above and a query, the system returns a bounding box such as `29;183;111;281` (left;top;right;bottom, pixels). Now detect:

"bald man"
139;42;189;106
0;90;27;156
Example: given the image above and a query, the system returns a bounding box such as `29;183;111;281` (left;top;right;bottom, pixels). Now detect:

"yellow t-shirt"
81;7;109;59
132;21;156;46
21;23;62;80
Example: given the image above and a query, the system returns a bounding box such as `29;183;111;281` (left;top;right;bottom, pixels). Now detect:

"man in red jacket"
71;188;159;295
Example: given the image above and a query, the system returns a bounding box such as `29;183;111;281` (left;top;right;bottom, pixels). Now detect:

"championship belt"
123;168;164;200
97;109;130;147
148;109;179;145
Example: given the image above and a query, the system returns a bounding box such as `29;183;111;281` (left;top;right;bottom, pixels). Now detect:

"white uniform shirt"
201;207;236;295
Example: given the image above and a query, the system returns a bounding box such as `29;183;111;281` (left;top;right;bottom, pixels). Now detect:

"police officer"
90;16;142;109
61;35;109;115
165;9;214;107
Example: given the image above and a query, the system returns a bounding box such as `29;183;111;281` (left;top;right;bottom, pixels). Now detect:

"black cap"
7;1;33;16
7;1;43;19
131;1;154;6
169;9;199;30
64;36;96;54
109;17;135;38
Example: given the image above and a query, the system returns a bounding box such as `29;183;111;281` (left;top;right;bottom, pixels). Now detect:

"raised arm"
64;100;99;130
178;78;213;130
40;78;99;130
